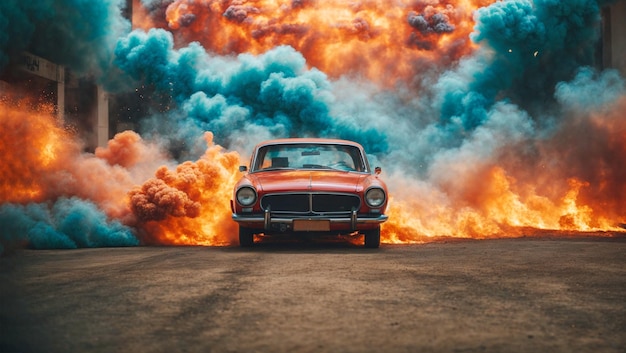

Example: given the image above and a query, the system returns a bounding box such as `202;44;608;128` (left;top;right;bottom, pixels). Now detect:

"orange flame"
134;0;493;85
0;98;76;203
2;93;623;247
0;95;169;223
129;132;241;245
383;97;626;242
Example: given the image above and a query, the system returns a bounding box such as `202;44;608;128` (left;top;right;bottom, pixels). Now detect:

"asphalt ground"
1;235;625;353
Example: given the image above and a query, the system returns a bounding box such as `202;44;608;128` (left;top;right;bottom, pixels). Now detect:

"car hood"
250;170;369;193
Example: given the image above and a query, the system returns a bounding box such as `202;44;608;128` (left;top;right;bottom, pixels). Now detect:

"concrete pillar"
96;85;109;148
57;66;65;123
609;1;626;76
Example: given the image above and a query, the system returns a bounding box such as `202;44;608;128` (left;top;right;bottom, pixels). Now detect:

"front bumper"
232;210;388;232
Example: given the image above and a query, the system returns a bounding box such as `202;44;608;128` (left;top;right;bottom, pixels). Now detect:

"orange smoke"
1;94;240;246
3;93;623;247
383;97;626;243
0;98;78;203
129;132;241;246
134;0;493;85
0;96;168;223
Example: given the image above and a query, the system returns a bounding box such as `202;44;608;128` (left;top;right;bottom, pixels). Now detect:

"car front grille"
261;193;361;215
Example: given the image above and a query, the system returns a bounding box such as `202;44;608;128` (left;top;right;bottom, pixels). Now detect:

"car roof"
253;138;365;150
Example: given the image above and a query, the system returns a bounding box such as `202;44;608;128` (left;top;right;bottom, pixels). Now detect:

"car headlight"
236;187;257;206
365;188;386;207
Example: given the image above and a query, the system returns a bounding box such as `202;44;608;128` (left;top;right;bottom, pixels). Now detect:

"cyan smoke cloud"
0;197;138;254
110;0;615;165
0;0;129;76
438;0;604;130
113;29;388;156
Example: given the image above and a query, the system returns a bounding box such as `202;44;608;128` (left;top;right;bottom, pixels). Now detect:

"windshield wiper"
261;167;294;171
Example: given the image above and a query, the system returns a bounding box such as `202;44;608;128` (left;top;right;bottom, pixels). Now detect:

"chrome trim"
264;207;271;230
233;214;388;225
351;209;357;230
260;192;362;215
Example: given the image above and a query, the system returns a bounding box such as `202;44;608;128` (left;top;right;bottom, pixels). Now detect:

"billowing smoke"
112;30;387;155
0;98;168;253
0;0;128;77
407;8;456;50
0;0;624;253
146;0;479;83
0;198;138;252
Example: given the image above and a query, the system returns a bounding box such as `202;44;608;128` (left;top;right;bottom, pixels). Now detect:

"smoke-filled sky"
1;0;625;252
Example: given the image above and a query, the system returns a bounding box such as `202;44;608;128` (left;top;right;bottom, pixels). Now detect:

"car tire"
363;227;380;248
239;227;255;247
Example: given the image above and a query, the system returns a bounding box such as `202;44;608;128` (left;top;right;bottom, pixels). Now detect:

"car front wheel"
239;226;255;247
363;227;380;248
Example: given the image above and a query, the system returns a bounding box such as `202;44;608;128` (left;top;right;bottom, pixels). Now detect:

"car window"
253;144;365;172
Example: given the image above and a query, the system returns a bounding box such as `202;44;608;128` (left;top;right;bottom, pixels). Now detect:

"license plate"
293;219;330;231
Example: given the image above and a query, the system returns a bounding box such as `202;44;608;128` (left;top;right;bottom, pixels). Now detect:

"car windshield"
252;143;366;172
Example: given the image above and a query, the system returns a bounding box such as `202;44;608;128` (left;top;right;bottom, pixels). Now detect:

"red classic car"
231;138;389;247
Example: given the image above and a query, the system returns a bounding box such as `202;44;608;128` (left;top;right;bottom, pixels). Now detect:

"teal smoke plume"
0;198;137;254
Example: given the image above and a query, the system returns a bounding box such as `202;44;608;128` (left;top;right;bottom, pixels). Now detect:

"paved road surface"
1;236;625;353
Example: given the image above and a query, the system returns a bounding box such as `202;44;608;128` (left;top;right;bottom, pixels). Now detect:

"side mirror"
374;166;382;175
239;165;248;172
